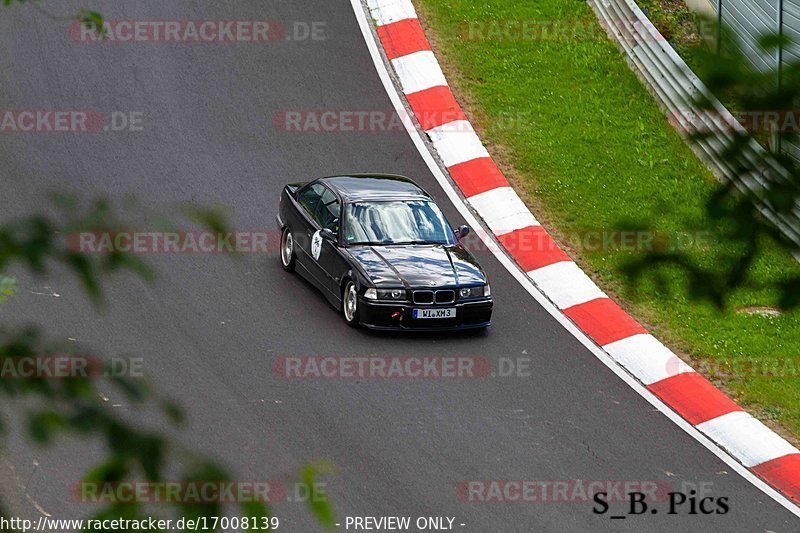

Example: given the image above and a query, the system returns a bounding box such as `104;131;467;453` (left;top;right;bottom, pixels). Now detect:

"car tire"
342;281;360;328
280;227;296;272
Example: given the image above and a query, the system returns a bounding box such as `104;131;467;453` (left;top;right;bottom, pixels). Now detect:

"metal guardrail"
587;0;800;250
714;0;800;161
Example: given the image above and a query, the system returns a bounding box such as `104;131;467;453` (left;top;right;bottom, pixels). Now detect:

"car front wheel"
342;281;360;327
280;227;296;272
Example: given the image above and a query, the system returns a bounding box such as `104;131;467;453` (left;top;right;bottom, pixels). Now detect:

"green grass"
635;0;708;61
415;0;800;437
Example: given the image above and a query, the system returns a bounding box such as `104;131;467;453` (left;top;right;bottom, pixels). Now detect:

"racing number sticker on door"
311;230;323;261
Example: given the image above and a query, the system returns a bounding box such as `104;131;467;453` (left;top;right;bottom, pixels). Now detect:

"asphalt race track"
1;1;799;531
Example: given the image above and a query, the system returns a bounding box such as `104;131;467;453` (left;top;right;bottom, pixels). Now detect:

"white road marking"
391;51;448;94
367;0;418;26
527;261;607;310
28;285;60;298
426;121;490;167
604;334;695;385
467;187;539;236
698;412;799;468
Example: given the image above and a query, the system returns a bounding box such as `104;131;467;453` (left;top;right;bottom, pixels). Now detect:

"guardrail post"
775;0;784;153
716;0;722;54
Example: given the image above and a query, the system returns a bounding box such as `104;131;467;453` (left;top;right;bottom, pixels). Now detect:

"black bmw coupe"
276;174;493;330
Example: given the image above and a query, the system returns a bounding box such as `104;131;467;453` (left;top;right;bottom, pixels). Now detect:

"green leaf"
28;410;67;444
84;457;130;485
0;276;18;303
240;501;271;531
183;206;230;236
77;9;106;39
161;399;186;425
299;461;336;529
109;374;148;404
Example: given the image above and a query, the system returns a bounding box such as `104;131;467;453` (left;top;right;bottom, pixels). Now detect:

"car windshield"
344;200;455;246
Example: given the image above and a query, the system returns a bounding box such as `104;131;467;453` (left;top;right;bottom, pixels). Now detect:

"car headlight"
376;288;406;300
364;288;377;300
459;285;490;298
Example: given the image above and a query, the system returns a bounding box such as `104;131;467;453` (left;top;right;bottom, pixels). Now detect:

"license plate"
413;308;456;319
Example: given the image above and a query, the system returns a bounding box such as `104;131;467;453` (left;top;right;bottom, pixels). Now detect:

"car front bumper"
357;297;493;331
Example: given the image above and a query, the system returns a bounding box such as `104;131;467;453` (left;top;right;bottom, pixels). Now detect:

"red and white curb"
364;0;800;507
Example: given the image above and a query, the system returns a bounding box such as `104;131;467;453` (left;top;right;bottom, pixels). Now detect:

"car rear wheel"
280;227;296;272
342;281;360;327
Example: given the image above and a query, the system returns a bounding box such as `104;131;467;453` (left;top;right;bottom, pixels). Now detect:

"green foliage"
77;9;106;38
2;1;338;527
0;276;17;303
0;198;322;529
0;325;250;527
622;19;800;310
0;197;154;304
298;462;337;529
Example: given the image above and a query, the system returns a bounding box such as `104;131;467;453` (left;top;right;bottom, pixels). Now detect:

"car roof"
318;174;431;202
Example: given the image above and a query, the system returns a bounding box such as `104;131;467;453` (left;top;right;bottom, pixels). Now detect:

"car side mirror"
320;228;336;241
456;225;470;239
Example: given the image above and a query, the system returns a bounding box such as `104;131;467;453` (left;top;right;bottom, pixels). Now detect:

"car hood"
347;244;487;288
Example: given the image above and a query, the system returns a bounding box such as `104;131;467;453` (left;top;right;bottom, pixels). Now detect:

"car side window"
297;183;325;219
316;187;341;233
